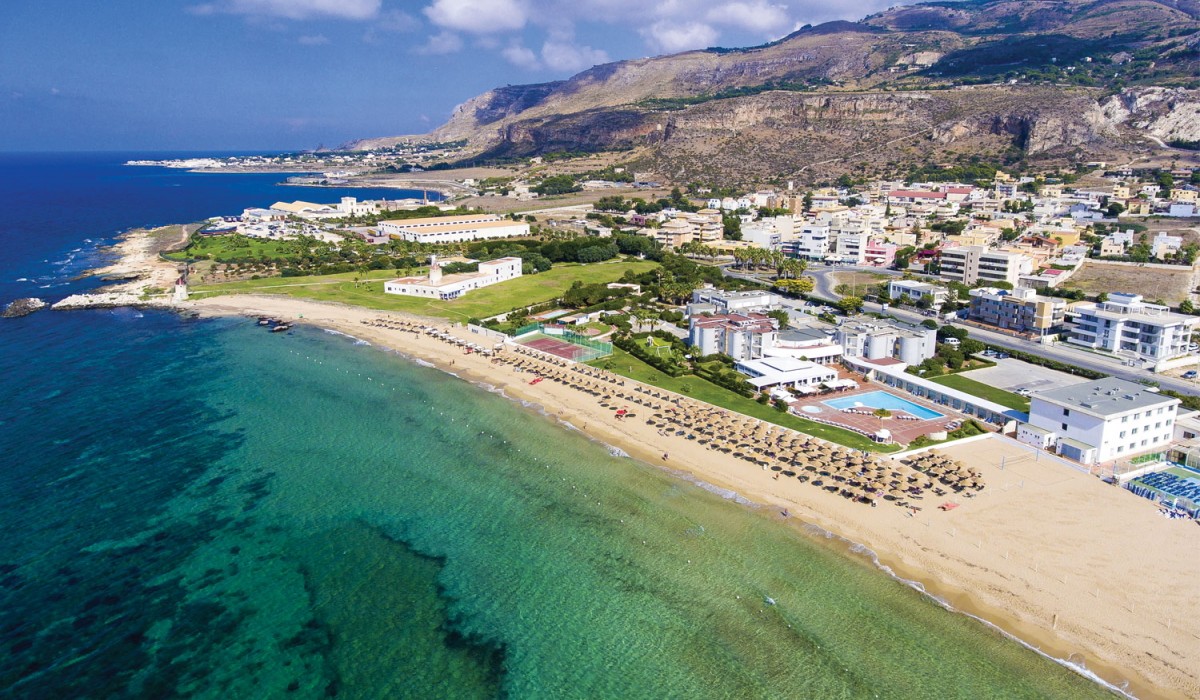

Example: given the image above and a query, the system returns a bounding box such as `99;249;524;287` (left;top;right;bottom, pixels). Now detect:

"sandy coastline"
184;293;1200;700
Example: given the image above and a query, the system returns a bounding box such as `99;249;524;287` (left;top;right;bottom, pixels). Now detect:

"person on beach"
662;453;668;461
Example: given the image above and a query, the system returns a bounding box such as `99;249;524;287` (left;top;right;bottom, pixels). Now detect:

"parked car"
943;337;960;346
1016;388;1032;397
1183;370;1198;379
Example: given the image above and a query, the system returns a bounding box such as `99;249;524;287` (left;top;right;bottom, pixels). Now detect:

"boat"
271;324;291;333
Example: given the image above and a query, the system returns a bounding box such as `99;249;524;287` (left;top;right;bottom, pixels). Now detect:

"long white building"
1065;293;1197;363
379;214;529;244
1021;377;1180;464
384;257;522;300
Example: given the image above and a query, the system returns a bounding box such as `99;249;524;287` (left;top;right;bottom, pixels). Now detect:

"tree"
921;319;939;330
767;309;791;329
774;277;815;295
960;338;985;356
1107;201;1125;218
1181;298;1195;315
836;296;864;315
802;191;814;212
722;214;742;240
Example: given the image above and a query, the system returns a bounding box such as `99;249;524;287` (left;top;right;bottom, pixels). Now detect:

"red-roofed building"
688;313;778;360
887;190;947;203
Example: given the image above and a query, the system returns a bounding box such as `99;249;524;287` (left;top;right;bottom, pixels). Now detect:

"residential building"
688;313;777;360
1065;293;1198;362
834;316;937;365
938;245;1032;286
887;279;948;307
690;287;778;314
968;286;1067;336
384;256;522;300
1023;377;1180;464
379;214;529;243
787;225;831;260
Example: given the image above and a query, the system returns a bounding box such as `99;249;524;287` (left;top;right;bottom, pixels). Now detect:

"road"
719;263;1200;396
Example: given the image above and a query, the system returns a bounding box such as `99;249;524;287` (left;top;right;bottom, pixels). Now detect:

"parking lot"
959;357;1091;395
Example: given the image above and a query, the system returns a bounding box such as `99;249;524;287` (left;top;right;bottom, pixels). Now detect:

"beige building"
939;246;1032;287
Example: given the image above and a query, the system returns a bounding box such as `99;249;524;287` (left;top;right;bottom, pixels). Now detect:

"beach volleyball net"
513;322;612;362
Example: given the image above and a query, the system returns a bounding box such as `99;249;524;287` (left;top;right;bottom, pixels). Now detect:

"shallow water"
0;153;1116;698
0;313;1116;698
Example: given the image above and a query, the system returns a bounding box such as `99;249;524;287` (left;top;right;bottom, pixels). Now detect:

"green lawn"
164;235;301;262
591;348;899;453
927;374;1030;412
190;260;658;321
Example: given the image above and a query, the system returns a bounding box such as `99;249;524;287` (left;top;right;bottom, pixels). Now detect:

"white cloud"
639;21;719;53
541;41;608;72
415;31;465;55
501;43;541;69
297;34;330;45
704;1;791;34
188;0;381;20
424;0;528;34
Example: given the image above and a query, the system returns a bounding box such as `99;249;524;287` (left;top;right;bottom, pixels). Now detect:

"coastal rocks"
52;292;169;311
1;297;47;318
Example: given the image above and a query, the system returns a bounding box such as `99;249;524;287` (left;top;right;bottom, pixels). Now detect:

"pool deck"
791;374;979;445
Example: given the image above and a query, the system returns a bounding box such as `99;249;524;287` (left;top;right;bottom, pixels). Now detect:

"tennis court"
513;322;613;362
519;333;593;361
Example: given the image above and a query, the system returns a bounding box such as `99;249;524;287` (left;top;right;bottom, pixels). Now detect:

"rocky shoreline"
2;297;47;318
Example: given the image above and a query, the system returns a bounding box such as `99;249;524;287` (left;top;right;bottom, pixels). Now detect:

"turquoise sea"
0;154;1119;698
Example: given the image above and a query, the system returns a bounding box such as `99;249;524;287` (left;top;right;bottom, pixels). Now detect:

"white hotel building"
384;257;522;301
378;214;529;244
1020;377;1180;464
1065;293;1197;363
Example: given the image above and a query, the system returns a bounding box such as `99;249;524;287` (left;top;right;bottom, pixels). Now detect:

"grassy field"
928;373;1030;412
1063;261;1194;305
190;260;658;321
164;235;302;262
591;348;899;452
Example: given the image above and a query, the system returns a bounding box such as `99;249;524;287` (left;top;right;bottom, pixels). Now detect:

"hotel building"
1065;293;1197;362
379;214;529;244
1022;377;1180;464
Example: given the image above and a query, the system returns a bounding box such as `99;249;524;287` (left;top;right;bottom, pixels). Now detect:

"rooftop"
1032;377;1179;417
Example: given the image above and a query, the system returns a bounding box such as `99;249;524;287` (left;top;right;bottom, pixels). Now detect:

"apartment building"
967;286;1067;335
939;245;1032;286
887;279;948;307
1065;293;1197;362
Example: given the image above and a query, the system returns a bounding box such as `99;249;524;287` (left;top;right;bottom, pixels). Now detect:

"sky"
0;0;917;152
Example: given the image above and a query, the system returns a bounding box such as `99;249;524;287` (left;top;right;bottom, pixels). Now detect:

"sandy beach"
185;293;1200;700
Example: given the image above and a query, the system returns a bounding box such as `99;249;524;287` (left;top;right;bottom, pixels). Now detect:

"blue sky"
0;0;913;151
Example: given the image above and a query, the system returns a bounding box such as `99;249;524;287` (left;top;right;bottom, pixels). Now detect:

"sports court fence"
512;322;612;361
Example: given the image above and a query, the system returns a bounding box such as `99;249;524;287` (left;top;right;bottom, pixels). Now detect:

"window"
1141;439;1147;446
1119;431;1126;438
1134;412;1141;420
1063;408;1070;416
1122;416;1128;423
1132;427;1138;435
1185;431;1197;440
1061;423;1068;431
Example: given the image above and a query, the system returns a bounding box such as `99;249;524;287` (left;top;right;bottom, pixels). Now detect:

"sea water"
0;154;1117;698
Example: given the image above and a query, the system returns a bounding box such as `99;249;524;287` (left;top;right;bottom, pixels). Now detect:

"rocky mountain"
350;0;1200;182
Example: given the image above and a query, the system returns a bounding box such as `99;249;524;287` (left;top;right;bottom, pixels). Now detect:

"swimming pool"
823;390;945;421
